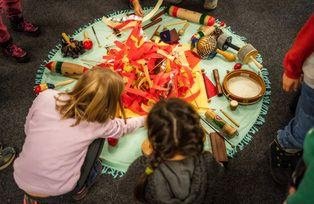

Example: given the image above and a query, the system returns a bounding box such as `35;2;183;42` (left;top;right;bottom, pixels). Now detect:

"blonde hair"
55;67;125;126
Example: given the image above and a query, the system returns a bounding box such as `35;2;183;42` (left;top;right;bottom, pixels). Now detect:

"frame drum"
222;70;266;104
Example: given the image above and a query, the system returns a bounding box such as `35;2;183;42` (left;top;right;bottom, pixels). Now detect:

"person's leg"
0;17;11;43
204;0;218;10
3;0;40;36
277;83;314;150
270;83;314;184
71;139;104;201
0;146;15;171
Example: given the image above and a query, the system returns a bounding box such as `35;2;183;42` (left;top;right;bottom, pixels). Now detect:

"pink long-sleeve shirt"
13;89;145;196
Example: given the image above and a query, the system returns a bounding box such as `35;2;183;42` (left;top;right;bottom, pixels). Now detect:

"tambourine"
222;70;266;105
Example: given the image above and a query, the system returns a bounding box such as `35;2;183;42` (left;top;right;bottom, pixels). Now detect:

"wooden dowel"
150;25;161;40
143;18;162;30
92;26;101;48
164;20;187;28
55;79;75;87
219;109;240;127
151;9;167;21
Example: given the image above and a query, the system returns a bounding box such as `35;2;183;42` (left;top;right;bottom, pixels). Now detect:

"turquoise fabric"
35;8;271;177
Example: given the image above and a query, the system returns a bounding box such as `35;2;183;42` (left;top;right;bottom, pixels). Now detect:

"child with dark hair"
118;98;221;203
0;0;40;63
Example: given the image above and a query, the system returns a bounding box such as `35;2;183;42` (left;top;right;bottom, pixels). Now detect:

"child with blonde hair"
14;68;145;203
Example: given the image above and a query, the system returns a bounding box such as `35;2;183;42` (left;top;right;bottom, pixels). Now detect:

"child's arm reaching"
102;116;146;139
130;0;144;17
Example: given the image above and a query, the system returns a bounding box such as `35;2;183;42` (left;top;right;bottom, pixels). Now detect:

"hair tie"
145;166;154;175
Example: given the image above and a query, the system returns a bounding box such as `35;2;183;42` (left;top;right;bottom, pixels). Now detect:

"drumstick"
151;8;167;21
178;22;190;36
164;20;187;28
219;109;240;127
92;26;101;48
143;18;162;30
213;69;223;96
150;25;161;41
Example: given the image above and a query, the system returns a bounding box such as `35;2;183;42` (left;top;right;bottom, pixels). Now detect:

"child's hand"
282;73;301;92
132;0;144;17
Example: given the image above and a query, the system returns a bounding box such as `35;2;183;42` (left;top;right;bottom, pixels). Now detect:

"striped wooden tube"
167;6;215;26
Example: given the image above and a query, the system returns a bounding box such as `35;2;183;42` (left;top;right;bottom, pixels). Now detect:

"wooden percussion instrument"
167;6;215;26
213;69;223;96
205;109;237;138
196;36;236;61
217;34;263;69
222;69;266;104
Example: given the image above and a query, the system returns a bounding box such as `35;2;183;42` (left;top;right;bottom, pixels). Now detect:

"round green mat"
35;7;271;178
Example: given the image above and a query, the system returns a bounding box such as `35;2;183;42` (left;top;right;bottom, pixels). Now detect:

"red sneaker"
2;40;30;63
10;16;40;37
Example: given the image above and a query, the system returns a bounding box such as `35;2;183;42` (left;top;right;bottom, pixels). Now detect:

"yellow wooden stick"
61;33;76;48
55;79;75;87
219;109;240;127
164;20;187;28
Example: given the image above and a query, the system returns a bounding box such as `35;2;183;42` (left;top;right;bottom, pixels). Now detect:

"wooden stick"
80;59;104;64
92;26;101;48
164;20;187;28
150;25;161;40
55;79;75;87
151;8;167;21
220;109;240;127
61;33;76;48
178;22;190;36
143;18;162;30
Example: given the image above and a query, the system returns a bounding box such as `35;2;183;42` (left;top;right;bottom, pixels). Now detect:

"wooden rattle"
196;36;236;61
83;32;93;50
217;34;263;69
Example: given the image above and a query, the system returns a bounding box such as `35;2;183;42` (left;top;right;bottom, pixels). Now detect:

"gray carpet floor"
0;0;313;203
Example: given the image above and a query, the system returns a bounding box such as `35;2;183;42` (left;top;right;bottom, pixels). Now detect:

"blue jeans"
277;83;314;149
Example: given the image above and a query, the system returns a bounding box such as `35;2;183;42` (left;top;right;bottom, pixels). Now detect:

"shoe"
1;39;30;63
269;139;302;185
204;0;218;10
0;146;16;171
10;16;40;37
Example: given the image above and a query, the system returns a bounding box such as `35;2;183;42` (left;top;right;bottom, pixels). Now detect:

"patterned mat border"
35;7;271;178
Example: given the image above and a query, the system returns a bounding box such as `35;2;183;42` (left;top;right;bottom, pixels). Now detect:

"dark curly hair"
134;98;204;202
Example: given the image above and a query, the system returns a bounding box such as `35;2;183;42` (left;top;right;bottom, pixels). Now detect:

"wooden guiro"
45;61;89;76
167;6;215;26
205;109;238;137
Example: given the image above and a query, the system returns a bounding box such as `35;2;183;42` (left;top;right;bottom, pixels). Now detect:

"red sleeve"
283;14;314;79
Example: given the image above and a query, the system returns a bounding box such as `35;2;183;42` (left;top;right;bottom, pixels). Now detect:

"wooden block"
209;132;228;166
